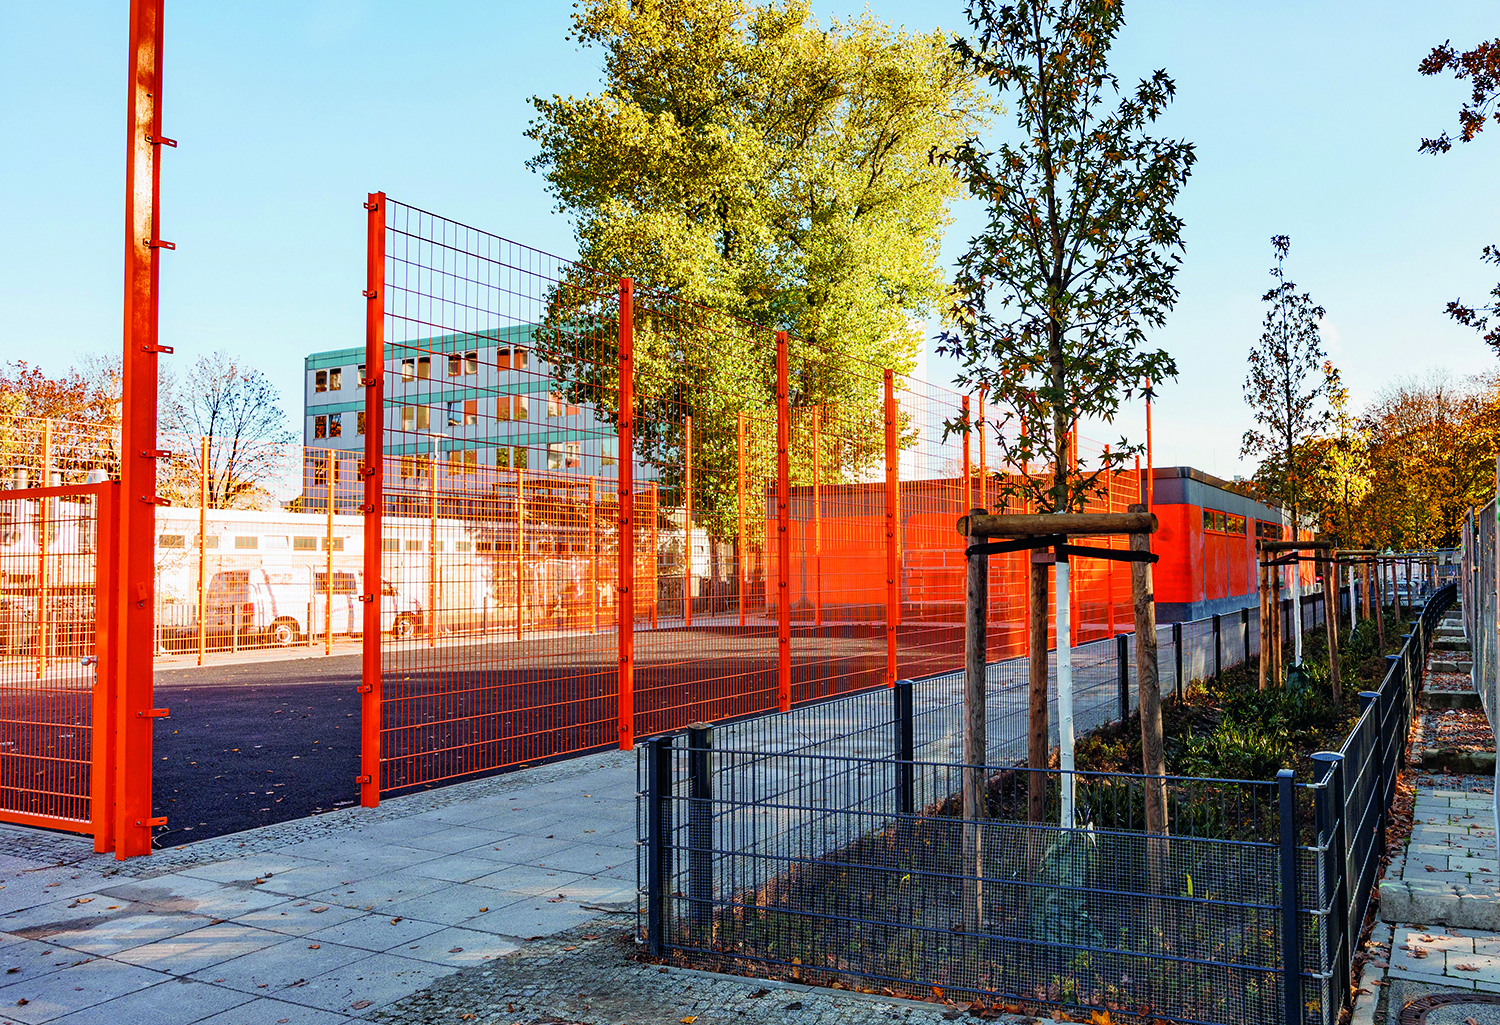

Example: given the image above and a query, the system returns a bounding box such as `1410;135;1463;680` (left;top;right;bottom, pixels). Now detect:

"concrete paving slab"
397;854;512;884
0;955;171;1024
300;874;451;912
300;913;445;954
21;906;213;957
113;921;291;975
381;925;519;968
462;893;601;937
262;951;444;1017
394;825;522;855
193;995;358;1024
372;882;525;924
179;855;327;885
43;975;250;1025
227;901;369;938
190;937;371;997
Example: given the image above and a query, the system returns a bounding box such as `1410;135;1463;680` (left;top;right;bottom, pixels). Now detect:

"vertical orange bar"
117;0;166;857
1105;445;1115;637
884;370;898;685
649;482;659;630
588;476;597;634
775;331;791;711
36;421;51;680
977;388;987;511
92;482;120;853
516;467;526;641
617;278;635;750
737;412;746;629
359;191;385;808
429;446;438;648
962;396;971;512
1145;379;1154;511
196;436;206;666
325;451;334;656
812;405;821;629
683;417;692;628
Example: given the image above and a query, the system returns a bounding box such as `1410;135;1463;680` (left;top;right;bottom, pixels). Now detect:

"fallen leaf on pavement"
1455;963;1480;971
449;947;464;953
477;908;488;913
563;945;577;951
310;906;328;913
351;1000;372;1009
749;989;769;998
681;1017;697;1023
307;944;320;950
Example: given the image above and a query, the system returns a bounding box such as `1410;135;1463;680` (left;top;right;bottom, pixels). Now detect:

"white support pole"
1057;556;1075;828
1350;562;1359;631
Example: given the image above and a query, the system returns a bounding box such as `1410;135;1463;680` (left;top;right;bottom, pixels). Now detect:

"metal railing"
638;583;1454;1024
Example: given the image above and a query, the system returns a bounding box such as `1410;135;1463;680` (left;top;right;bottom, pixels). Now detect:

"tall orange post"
884;370;899;685
196;435;206;666
429;447;438;648
977;388;987;511
359;192;385;809
117;0;170;857
617;278;635;751
515;467;526;641
588;476;597;634
1145;378;1154;510
775;331;791;712
962;396;972;512
737;412;746;629
36;421;52;680
683;417;692;628
325;452;335;655
1105;444;1115;638
649;482;659;629
812;405;821;629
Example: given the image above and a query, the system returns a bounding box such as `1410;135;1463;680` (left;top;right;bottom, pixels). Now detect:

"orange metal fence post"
617;278;635;750
117;0;168;858
1105;446;1115;638
516;467;525;641
683;416;692;628
92;482;120;853
737;412;746;629
884;370;899;685
650;482;659;630
429;446;438;648
775;331;791;712
978;388;987;511
325;451;334;656
588;476;598;634
962;396;972;512
196;436;206;666
359;190;386;809
812;405;821;629
36;420;51;680
1145;378;1154;511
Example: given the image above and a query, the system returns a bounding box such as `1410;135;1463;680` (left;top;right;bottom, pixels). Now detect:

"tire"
269;619;299;647
392;615;416;641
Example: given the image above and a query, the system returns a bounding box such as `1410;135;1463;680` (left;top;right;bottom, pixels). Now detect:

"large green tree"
936;0;1191;515
526;0;988;537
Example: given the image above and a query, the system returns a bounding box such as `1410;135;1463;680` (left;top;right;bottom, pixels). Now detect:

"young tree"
0;360;122;484
937;0;1193;831
1242;236;1341;538
1419;37;1500;350
527;0;990;539
160;352;296;509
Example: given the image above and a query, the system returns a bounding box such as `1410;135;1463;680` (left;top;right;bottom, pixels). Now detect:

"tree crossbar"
964;535;1158;564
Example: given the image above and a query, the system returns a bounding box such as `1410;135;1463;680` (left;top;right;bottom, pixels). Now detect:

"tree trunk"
1130;506;1167;848
962;511;987;931
1323;553;1341;706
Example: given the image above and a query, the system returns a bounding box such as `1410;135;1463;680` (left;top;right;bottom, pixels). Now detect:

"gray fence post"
1212;614;1222;679
1172;622;1183;699
1360;690;1387;856
1116;634;1130;721
1242;606;1251;658
1278;768;1300;1025
646;734;674;956
894;679;914;816
687;724;713;948
1312;750;1350;1022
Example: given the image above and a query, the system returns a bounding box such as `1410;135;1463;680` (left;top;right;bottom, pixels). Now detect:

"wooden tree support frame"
1256;540;1341;702
958;506;1167;911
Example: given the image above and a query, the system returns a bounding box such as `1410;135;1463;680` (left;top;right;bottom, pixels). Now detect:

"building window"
513;395;528;420
357;363;366;384
356;410;366;435
513;446;528;470
400;454;414;479
448;353;462;376
382;538;400;551
313;452;329;486
463;449;477;475
464;350;478;375
417;356;431;379
416;406;430;430
197;535;219;549
315;370;328;392
548;392;563;418
454;540;472;553
322;537;344;551
401;358;416;382
496;395;510;421
234;536;258;550
405;539;422;551
497;347;529;370
158;534;186;548
548;443;565;470
565;441;580;468
294;536;317;551
567;401;581;417
329;412;342;437
329;368;342;390
464;399;477;424
314;415;327;439
601;438;618;468
495;446;510;468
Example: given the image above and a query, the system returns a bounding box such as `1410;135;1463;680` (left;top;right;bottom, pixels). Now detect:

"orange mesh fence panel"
377;199;620;792
0;483;111;835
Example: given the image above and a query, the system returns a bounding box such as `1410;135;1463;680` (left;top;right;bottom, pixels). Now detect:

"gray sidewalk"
0;751;639;1024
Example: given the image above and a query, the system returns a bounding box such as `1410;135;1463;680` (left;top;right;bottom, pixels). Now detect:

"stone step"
1423;690;1483;710
1431;658;1474;674
1434;638;1472;652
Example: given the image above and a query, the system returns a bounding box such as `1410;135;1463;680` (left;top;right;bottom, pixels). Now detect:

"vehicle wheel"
269;619;299;647
392;615;416;641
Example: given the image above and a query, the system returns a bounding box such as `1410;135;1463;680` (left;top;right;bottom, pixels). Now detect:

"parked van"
205;568;422;646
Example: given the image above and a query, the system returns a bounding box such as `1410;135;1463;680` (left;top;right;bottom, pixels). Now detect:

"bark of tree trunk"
1027;557;1050;824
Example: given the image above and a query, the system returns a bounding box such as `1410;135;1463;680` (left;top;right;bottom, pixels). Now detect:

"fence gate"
0;482;117;850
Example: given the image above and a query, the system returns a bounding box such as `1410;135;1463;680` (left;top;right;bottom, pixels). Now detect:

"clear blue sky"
1;1;1496;479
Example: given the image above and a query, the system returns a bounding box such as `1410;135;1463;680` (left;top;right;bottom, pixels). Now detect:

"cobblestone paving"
369;925;1041;1025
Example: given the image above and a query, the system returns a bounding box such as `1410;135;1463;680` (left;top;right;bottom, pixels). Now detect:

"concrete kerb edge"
1351;921;1391;1025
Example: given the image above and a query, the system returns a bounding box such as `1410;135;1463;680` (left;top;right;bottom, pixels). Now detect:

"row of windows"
1201;510;1249;535
390;395;580;432
393;441;589;478
159;534;345;550
395;346;529;383
312;411;367;439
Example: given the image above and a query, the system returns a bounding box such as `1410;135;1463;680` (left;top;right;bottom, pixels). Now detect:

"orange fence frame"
617;277;635;751
358;190;385;808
